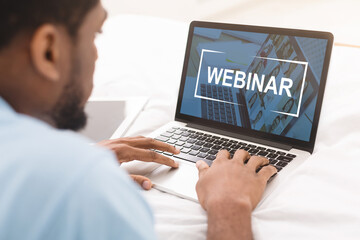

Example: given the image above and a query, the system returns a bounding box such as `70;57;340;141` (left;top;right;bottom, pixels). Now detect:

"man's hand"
196;149;277;240
98;136;180;190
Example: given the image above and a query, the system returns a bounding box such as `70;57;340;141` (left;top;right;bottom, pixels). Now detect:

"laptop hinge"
186;123;292;151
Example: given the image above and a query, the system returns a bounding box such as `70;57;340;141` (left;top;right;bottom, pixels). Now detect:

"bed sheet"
93;15;360;240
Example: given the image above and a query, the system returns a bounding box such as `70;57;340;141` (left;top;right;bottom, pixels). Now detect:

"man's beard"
49;59;87;131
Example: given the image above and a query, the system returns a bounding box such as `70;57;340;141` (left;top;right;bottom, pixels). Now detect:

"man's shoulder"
0;113;157;239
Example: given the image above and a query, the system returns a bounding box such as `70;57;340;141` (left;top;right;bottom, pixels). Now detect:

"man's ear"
30;24;62;82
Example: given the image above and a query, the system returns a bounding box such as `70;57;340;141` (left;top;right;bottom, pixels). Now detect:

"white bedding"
93;15;360;240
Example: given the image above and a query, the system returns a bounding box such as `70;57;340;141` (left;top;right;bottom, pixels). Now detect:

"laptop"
125;21;333;203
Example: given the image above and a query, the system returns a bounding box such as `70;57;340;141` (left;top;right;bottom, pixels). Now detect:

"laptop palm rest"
146;161;199;202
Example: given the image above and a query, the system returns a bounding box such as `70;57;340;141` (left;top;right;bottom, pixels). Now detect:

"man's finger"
257;165;278;182
232;149;250;164
131;147;179;168
130;174;153;190
120;136;146;141
246;156;269;171
215;149;231;161
126;138;180;154
100;136;146;145
196;160;209;178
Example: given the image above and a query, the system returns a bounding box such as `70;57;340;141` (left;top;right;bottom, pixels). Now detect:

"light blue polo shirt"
0;97;156;240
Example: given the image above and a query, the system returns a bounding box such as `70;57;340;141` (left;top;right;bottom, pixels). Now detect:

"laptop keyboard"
154;126;297;172
200;84;237;125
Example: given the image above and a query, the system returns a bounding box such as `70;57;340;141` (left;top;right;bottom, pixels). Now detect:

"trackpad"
146;161;199;201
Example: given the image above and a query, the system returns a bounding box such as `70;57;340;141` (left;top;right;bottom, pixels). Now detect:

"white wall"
102;0;360;45
102;0;251;20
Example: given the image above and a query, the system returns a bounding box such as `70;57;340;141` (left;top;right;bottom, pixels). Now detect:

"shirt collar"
0;96;17;116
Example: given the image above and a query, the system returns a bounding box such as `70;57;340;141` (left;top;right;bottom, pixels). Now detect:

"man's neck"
0;93;56;128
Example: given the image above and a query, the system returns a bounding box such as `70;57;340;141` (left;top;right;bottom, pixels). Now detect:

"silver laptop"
126;21;333;204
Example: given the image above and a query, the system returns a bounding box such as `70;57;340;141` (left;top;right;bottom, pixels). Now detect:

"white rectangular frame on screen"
193;48;308;118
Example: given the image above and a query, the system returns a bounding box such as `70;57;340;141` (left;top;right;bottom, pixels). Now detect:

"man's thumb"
196;160;209;177
130;174;153;190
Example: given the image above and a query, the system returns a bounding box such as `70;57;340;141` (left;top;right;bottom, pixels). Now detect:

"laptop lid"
175;21;333;153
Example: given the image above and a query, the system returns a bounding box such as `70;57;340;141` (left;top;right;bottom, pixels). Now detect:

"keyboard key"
175;141;185;146
191;145;201;150
198;136;207;141
212;145;222;150
257;151;268;156
267;153;278;159
189;134;198;139
276;151;286;155
256;146;266;151
195;141;205;145
171;134;181;140
269;159;278;165
172;127;180;129
180;128;187;131
198;153;208;158
167;139;177;144
212;136;220;139
229;140;237;143
183;143;192;148
277;156;292;162
181;148;191;153
247;144;256;148
189;150;199;156
248;149;259;154
199;148;210;153
208;150;218;155
163;152;173;156
173;153;205;165
232;145;243;150
227;144;236;149
181;132;190;137
220;138;228;141
267;149;276;153
196;132;204;135
222;142;232;147
276;161;288;167
243;147;250;151
214;140;222;145
166;129;175;133
204;143;213;148
161;132;173;138
204;134;211;137
173;153;201;163
206;155;216;161
187;138;197;144
286;153;297;158
155;136;168;142
174;130;182;135
188;130;195;133
179;136;189;141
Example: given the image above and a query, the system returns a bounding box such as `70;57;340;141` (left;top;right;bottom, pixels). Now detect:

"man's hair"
0;0;99;50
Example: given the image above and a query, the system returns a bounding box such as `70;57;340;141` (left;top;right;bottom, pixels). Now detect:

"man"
0;0;277;239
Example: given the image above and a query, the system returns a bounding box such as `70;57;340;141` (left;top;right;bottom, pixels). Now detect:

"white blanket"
93;15;360;240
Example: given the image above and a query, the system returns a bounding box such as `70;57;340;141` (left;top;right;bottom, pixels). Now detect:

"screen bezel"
175;21;334;153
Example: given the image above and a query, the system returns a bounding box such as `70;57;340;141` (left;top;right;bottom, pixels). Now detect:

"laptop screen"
178;24;330;144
